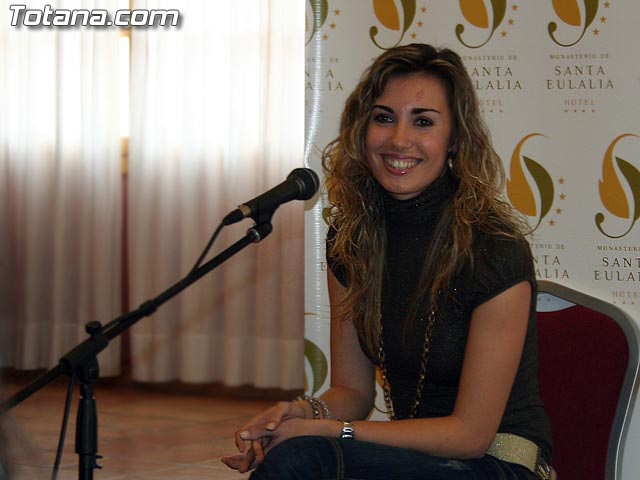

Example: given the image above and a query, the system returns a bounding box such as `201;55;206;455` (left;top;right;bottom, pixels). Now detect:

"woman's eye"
415;117;433;127
373;113;393;123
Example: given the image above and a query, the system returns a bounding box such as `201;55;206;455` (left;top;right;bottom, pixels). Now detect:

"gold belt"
486;433;557;480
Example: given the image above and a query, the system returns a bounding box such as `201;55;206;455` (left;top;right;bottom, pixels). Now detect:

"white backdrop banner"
303;1;640;477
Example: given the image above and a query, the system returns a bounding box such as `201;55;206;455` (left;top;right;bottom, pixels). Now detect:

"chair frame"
537;280;640;480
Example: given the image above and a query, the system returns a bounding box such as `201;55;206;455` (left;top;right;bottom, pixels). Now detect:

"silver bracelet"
315;397;331;419
293;394;331;419
294;394;320;419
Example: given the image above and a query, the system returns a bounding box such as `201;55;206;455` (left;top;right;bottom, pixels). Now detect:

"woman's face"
365;73;453;200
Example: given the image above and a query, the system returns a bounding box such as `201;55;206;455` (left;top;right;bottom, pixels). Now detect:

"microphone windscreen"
288;168;320;200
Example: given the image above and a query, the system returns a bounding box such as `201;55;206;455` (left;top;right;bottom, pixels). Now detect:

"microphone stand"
2;221;273;480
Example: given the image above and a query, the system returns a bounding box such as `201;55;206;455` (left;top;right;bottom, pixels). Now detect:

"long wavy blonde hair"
323;44;528;357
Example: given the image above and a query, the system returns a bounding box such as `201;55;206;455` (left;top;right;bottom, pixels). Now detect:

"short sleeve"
462;233;536;312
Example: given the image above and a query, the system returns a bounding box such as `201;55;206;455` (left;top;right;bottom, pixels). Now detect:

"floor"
3;378;281;480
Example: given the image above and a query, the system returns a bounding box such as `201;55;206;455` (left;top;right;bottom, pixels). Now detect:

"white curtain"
128;0;305;388
0;1;124;374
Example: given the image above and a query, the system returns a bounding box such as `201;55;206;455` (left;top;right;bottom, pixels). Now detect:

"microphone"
223;168;319;225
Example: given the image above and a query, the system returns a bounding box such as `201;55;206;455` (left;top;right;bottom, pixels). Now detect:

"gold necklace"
377;303;438;420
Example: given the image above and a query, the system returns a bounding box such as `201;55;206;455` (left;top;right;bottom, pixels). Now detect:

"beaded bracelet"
315;397;331;419
294;394;320;419
293;394;331;419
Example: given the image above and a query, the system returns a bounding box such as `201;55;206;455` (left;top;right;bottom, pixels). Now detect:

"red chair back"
536;281;639;480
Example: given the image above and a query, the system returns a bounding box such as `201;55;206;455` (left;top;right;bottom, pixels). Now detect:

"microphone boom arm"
1;221;273;480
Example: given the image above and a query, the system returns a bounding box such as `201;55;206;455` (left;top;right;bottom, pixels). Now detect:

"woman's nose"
389;123;412;150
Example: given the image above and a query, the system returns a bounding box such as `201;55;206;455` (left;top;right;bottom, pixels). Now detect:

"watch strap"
340;419;354;439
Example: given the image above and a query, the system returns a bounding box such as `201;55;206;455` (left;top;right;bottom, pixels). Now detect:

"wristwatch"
340;420;354;439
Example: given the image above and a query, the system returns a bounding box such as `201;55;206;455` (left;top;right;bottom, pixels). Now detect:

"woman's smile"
381;154;422;173
365;73;453;200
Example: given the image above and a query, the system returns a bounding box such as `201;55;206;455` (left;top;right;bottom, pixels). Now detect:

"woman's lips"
382;154;421;174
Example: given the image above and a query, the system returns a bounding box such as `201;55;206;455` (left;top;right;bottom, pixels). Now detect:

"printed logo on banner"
545;2;613;114
306;0;328;45
507;134;569;280
455;1;523;115
369;0;429;49
304;336;329;395
507;134;556;231
305;1;344;103
593;134;640;305
455;0;519;49
595;134;640;239
548;0;611;47
306;0;343;44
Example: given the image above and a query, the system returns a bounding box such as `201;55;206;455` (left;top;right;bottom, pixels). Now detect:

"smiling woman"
365;74;453;200
223;44;554;480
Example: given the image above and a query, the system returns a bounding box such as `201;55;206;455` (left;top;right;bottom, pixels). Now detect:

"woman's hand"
222;417;334;473
229;401;308;469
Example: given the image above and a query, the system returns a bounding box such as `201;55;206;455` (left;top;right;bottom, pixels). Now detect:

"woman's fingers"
222;450;258;473
239;425;275;441
220;454;244;470
234;402;290;451
234;430;247;452
251;438;268;464
221;452;256;471
238;447;257;473
235;423;276;455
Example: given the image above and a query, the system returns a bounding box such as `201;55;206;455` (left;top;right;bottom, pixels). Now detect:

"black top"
327;174;553;462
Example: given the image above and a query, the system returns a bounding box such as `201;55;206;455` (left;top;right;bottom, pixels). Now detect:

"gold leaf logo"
374;0;401;30
552;0;581;26
456;0;507;48
370;0;416;49
305;0;329;45
507;134;558;231
548;0;603;47
304;337;329;395
595;134;640;238
460;0;489;28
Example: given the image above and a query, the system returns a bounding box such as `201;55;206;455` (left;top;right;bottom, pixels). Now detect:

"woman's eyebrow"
412;107;440;114
371;104;440;114
372;104;393;113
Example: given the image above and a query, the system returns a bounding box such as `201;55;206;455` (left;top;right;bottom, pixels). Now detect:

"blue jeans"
249;436;538;480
